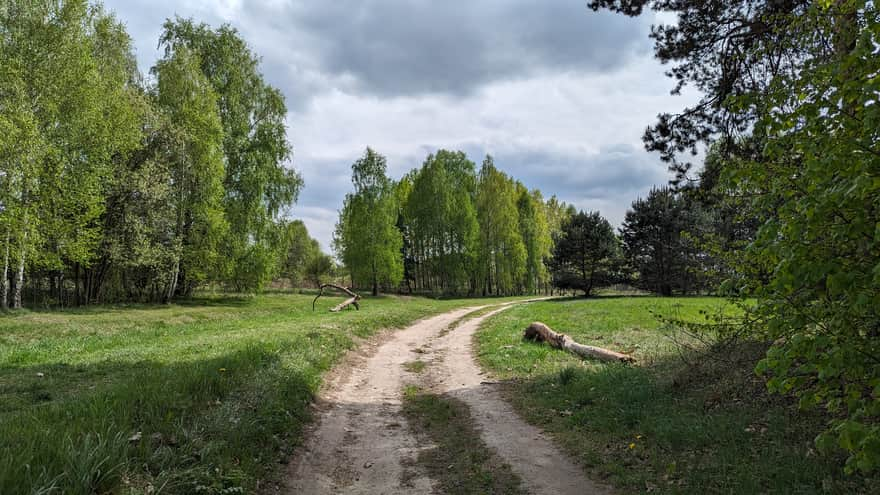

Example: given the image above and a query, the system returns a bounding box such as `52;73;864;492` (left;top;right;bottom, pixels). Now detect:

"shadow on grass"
542;294;718;303
0;347;314;495
9;295;258;317
500;339;876;494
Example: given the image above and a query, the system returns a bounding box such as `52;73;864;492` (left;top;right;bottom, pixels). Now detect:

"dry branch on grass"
312;284;361;312
523;322;635;363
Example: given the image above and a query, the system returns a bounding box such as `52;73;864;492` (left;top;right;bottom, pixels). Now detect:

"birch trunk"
166;258;179;304
13;232;25;309
1;233;8;310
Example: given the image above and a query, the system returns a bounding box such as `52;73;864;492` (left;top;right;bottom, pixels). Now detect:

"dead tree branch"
312;284;361;312
523;322;635;363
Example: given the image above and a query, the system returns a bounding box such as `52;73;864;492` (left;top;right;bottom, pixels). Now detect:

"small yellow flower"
636;434;643;440
219;368;227;372
628;443;636;450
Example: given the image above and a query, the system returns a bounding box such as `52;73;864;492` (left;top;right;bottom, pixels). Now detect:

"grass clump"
403;360;427;373
401;386;527;495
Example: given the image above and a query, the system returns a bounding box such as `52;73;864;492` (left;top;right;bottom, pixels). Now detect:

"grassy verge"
476;297;876;494
0;292;523;494
401;385;527;494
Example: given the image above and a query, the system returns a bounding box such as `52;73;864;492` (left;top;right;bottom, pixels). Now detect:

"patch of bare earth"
285;302;610;494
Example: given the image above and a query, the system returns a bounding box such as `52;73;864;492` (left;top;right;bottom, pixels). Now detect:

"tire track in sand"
285;302;610;494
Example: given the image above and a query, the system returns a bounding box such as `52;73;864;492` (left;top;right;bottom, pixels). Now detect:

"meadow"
476;297;876;494
0;292;521;494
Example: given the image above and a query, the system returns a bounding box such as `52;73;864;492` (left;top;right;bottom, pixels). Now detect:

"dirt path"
285;302;609;494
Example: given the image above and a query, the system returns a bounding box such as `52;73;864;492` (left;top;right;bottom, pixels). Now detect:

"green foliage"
355;150;564;297
334;148;404;294
279;220;329;287
679;141;764;294
621;186;705;296
596;0;880;473
158;18;303;292
550;211;619;296
516;188;552;294
733;5;880;472
404;150;480;295
475;156;526;295
0;3;308;306
154;45;227;296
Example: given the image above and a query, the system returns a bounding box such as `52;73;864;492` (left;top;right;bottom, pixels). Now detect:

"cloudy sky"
104;0;698;251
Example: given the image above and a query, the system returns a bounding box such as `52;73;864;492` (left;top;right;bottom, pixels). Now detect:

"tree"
159;19;303;292
679;140;765;293
279;220;329;287
594;0;880;471
620;186;692;296
550;211;618;297
153;46;227;300
394;171;418;293
0;0;143;306
517;187;552;295
334;148;403;295
304;253;333;287
404;150;479;295
588;0;813;181
475;157;526;296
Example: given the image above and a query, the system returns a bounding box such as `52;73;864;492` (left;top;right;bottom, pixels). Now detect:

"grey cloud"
107;0;651;104
487;144;670;223
288;0;651;97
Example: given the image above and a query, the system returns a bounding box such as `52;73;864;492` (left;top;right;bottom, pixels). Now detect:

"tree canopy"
334;148;404;295
550;211;619;297
0;1;310;306
595;0;880;472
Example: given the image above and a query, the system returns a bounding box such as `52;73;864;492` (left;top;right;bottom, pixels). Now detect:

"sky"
103;0;699;252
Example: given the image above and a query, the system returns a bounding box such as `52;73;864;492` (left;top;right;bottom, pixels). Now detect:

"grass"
403;360;427;373
401;385;527;495
0;292;524;494
476;296;877;494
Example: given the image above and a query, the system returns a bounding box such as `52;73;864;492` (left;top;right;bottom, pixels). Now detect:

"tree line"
0;1;322;308
334;149;559;296
333;147;748;299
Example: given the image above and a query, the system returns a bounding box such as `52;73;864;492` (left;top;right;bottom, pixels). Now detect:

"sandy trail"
285;302;609;494
433;306;611;495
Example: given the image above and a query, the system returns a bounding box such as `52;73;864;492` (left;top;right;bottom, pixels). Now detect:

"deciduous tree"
334;148;403;295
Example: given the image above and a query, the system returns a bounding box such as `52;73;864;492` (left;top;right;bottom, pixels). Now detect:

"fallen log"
331;296;359;312
523;322;635;363
312;284;361;312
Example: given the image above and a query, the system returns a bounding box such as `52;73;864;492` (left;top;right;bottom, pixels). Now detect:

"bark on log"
331;296;359;312
313;284;361;312
523;322;635;363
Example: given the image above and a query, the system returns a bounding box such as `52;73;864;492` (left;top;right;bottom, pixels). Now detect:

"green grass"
401;385;527;495
476;297;876;494
0;292;524;494
403;360;427;373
